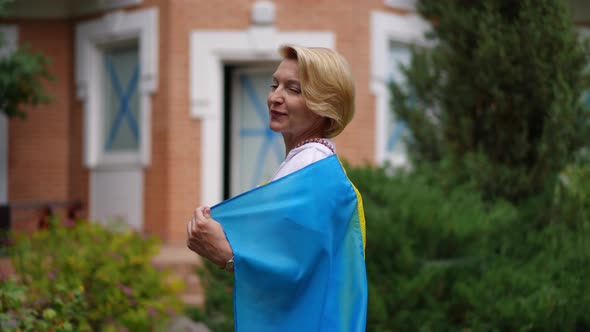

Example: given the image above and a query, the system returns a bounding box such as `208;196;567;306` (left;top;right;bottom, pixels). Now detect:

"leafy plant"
0;0;53;119
9;219;184;331
186;261;234;332
0;277;88;332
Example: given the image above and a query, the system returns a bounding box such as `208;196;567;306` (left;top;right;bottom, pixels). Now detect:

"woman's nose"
267;88;284;105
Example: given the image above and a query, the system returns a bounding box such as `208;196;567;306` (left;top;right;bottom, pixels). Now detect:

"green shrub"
0;277;88;331
9;219;184;331
347;164;590;331
552;149;590;227
186;261;234;332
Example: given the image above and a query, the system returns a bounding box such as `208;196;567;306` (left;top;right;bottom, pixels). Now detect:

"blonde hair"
279;45;355;138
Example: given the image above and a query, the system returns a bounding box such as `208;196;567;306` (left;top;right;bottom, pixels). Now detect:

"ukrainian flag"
211;155;367;332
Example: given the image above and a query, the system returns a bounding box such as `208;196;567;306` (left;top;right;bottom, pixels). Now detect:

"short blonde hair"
279;45;355;138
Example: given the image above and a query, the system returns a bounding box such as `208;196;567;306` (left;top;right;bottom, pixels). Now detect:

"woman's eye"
270;84;278;89
288;87;301;93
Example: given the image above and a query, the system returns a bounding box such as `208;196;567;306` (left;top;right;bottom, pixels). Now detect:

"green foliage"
0;0;53;119
391;0;590;202
0;46;53;118
383;2;590;326
346;164;590;331
0;0;12;15
552;148;590;227
186;261;234;332
9;219;184;331
0;278;88;332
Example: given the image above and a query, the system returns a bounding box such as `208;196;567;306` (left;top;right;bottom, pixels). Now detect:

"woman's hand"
186;206;233;269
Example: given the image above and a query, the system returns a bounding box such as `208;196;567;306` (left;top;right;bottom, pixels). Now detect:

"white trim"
190;26;334;205
72;0;144;17
370;11;431;165
230;70;241;197
0;25;18;204
384;0;417;11
251;1;275;26
76;8;158;168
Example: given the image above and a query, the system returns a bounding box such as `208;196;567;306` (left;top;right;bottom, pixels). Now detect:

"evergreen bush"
390;0;590;203
346;164;590;331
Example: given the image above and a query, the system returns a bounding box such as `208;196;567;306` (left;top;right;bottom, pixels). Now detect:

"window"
76;8;158;168
102;43;141;154
384;41;412;166
370;11;431;165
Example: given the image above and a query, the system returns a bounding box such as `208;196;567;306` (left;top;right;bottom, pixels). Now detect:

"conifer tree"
391;0;590;202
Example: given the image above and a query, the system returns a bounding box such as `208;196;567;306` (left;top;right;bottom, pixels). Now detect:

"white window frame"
190;26;334;205
0;25;18;203
384;0;417;11
76;8;158;169
370;11;431;165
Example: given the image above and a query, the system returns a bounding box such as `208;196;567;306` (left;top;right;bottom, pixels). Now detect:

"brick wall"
4;0;403;244
7;19;78;231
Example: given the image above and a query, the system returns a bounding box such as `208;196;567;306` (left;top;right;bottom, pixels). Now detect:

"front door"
228;67;284;197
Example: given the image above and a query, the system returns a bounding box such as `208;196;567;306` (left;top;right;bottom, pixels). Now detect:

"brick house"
0;0;588;246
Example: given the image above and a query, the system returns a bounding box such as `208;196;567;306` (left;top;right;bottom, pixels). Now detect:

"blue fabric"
211;155;367;332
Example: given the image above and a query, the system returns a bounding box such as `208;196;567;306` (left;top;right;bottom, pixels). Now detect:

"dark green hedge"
347;163;590;332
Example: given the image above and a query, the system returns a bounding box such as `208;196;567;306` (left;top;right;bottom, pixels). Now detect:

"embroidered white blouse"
269;140;336;182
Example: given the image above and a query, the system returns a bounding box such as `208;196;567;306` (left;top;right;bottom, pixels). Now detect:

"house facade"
1;0;588;245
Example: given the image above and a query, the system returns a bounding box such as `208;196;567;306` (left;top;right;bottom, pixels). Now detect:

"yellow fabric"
338;158;367;257
351;183;367;256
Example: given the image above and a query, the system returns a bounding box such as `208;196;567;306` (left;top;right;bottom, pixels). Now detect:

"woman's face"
267;59;323;140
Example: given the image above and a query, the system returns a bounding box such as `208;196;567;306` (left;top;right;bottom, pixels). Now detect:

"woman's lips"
270;110;287;119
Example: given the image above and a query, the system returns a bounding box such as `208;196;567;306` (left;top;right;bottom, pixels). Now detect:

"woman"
187;45;367;332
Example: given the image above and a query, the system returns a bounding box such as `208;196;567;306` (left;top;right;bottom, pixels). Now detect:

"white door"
230;67;284;197
89;43;143;230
